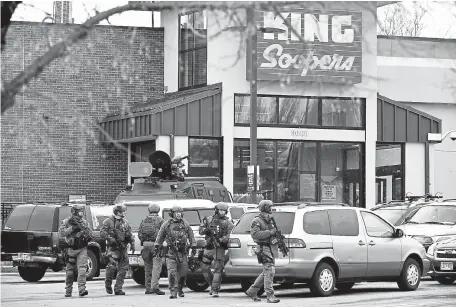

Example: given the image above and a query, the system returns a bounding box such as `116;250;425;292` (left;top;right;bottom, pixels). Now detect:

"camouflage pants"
105;248;129;292
200;247;225;291
141;242;163;291
166;252;188;295
65;247;88;293
249;247;275;297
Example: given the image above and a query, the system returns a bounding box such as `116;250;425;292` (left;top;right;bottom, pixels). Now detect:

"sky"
10;0;456;38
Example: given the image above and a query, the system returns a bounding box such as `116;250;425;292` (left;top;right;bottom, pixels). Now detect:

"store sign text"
263;12;355;43
261;44;355;76
254;10;362;83
291;129;309;138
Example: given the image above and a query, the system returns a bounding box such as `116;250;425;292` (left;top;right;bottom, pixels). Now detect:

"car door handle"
358;240;365;246
369;241;376;246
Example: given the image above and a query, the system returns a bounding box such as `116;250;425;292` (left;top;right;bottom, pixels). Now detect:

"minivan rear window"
4;205;35;231
328;209;359;236
303;210;331;235
27;206;56;232
232;212;295;234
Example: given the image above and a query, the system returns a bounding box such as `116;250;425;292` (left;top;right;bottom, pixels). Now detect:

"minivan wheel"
18;267;46;282
309;262;335;297
132;268;145;285
436;276;456;285
336;282;355;293
241;280;265;296
397;258;421;291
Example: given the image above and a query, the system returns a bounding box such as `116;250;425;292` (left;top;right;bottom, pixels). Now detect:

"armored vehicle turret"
114;151;233;204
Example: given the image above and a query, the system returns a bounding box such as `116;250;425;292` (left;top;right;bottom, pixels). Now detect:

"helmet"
258;200;273;213
113;204;127;215
148;203;160;213
71;204;85;215
215;203;229;212
169;205;183;217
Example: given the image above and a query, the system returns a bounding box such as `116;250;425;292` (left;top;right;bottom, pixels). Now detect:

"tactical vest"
140;216;162;242
252;215;275;245
112;217;128;243
166;220;189;250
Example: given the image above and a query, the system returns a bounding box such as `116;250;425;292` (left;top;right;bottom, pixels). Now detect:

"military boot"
65;290;72;298
153;289;165;295
79;289;88;297
145;289;154;294
169;291;177;299
178;289;185;297
246;288;261;302
209;289;213;296
105;286;113;294
267;295;280;303
115;290;126;295
212;291;219;298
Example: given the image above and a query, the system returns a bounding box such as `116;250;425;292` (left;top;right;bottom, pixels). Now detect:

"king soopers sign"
254;9;363;84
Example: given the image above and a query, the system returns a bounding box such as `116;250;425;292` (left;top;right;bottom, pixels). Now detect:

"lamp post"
428;130;456;143
225;7;284;204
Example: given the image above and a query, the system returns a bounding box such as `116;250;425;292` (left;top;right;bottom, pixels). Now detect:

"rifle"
203;216;221;249
270;216;289;257
69;218;94;248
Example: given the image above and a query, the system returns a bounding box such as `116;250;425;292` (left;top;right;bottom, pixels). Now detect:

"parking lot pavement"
1;273;455;307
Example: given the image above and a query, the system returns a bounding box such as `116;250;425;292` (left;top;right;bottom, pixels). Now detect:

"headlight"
427;243;436;256
411;235;434;245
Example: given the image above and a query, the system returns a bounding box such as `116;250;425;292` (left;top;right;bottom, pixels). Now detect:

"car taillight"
287;238;306;248
228;238;241;248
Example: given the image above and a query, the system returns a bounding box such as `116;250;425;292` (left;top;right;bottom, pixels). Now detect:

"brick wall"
1;21;164;203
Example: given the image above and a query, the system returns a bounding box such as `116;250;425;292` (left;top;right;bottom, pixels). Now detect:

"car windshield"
163;209;214;226
405;205;456;225
232;212;295;234
374;208;407;225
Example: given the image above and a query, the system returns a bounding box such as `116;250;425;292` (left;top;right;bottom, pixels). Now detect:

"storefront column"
174;136;189;173
127;142;131;185
156;135;171;155
365;95;377;209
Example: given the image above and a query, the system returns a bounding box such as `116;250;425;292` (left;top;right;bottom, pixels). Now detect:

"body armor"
166;220;190;253
139;216;162;243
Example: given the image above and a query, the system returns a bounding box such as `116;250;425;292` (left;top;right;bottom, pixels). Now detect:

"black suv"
1;201;112;282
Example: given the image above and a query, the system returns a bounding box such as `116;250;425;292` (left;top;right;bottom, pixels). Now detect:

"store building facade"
99;2;444;208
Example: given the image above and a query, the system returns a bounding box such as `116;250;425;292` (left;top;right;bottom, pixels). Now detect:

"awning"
377;94;442;143
98;83;222;143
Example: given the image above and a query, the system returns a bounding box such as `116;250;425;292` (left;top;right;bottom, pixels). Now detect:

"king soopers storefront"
100;3;441;208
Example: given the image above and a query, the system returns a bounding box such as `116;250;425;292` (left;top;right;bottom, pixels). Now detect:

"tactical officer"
155;205;196;299
138;203;165;295
198;203;234;297
59;204;93;298
101;204;135;295
245;200;280;303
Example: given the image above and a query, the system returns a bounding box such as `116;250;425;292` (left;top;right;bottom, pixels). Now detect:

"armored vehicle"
114;151;233;204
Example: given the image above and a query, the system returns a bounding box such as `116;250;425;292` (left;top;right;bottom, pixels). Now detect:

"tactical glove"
269;229;277;236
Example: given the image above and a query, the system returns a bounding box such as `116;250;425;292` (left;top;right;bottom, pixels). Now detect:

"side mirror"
395;229;404;238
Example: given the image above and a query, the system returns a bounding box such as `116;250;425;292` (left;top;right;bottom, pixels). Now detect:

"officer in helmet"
59;203;93;297
155;204;196;299
101;204;135;295
245;200;280;303
138;203;165;295
198;203;234;297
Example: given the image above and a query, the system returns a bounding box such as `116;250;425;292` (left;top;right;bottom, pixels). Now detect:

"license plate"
441;262;453;270
129;256;140;265
13;253;31;261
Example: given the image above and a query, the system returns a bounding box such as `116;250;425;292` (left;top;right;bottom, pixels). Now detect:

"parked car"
225;203;429;297
397;202;456;251
426;235;456;285
123;199;239;292
1;201;112;282
371;194;444;226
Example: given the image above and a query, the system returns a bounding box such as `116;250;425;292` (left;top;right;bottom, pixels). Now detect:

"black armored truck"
114;150;233;205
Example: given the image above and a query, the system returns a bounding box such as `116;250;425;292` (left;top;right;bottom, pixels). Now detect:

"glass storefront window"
234;95;365;129
278;97;318;125
320;143;362;207
375;143;404;204
322;98;363;128
234;96;277;124
188;137;222;179
233;140;274;202
233;140;364;207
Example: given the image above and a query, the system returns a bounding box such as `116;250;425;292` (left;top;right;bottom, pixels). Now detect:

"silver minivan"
225;204;430;297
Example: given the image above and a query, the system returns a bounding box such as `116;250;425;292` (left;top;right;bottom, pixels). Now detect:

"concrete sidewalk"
1;261;17;273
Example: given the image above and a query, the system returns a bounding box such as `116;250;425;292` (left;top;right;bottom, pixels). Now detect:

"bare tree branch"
378;2;427;37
